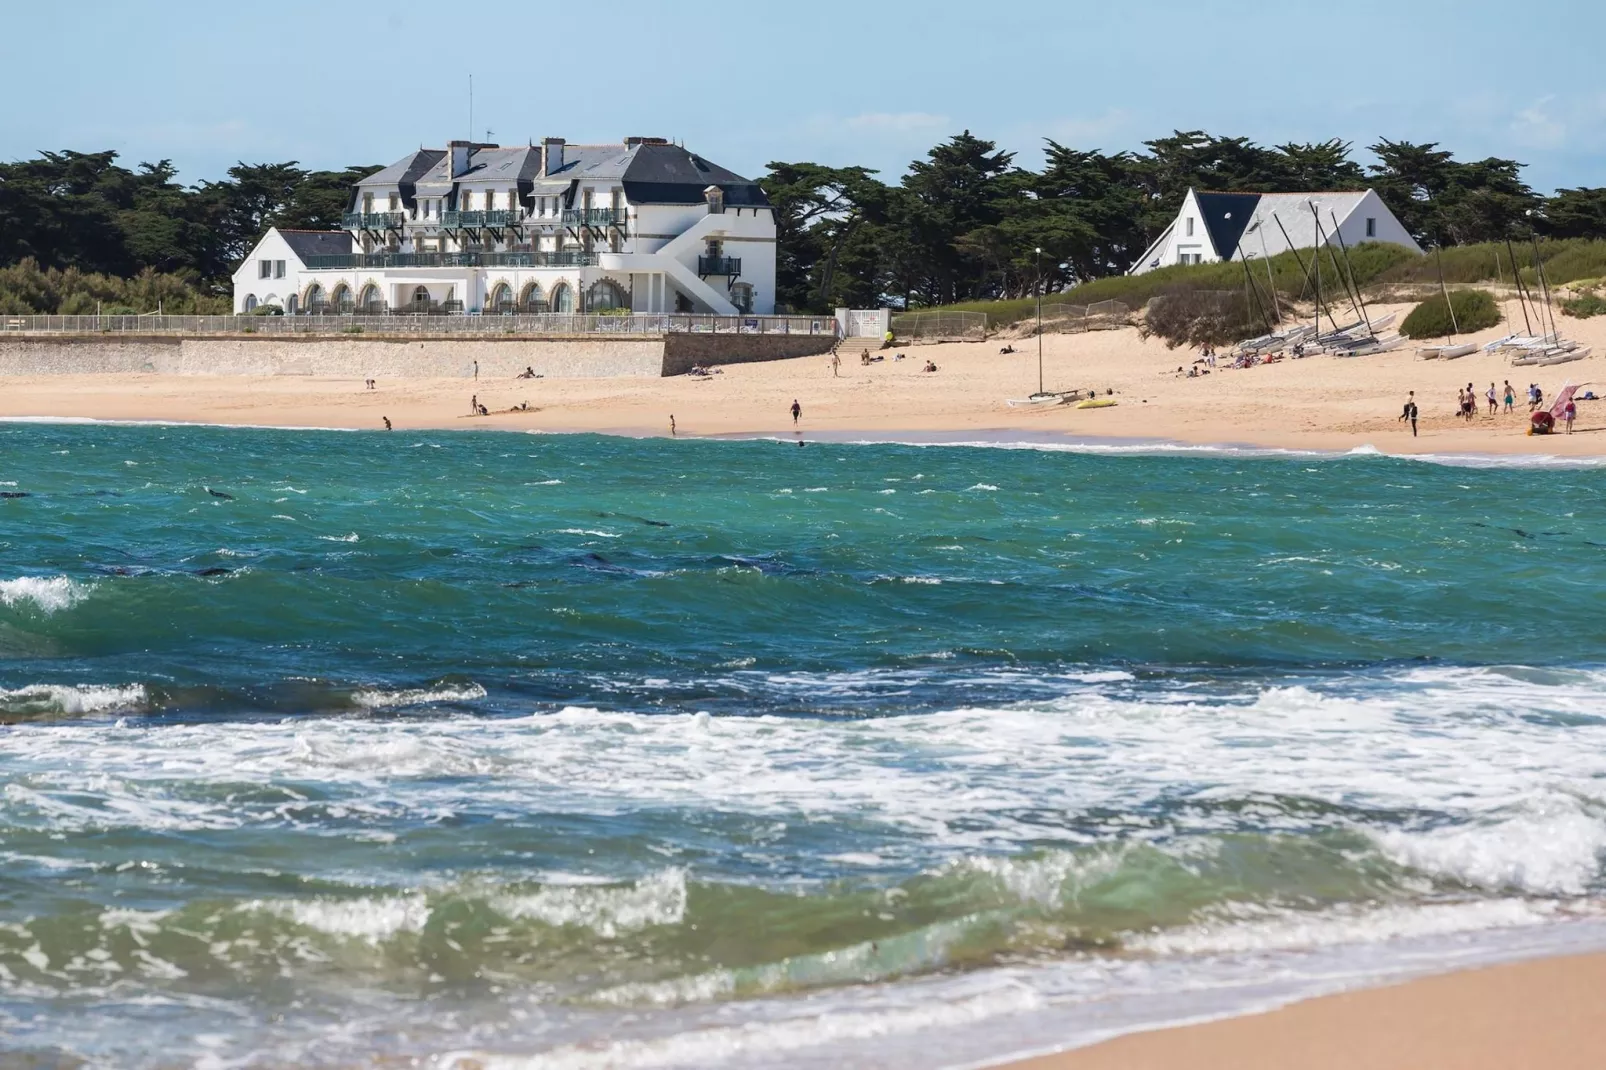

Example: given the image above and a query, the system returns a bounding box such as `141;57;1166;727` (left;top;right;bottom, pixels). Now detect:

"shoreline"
6;411;1606;465
2;301;1604;458
994;950;1606;1070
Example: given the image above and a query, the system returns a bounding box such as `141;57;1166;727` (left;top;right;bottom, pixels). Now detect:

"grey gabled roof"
356;150;446;188
279;230;353;261
358;140;769;206
622;143;769;206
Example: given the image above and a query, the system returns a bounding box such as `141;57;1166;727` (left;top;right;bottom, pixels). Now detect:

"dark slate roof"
1192;192;1263;260
357;150;446;188
622;143;770;206
280;230;353;261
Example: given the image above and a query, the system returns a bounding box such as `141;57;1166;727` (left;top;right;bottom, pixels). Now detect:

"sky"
1;0;1601;193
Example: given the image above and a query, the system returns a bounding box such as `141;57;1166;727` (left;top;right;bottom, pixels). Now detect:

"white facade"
1128;188;1422;275
233;138;778;317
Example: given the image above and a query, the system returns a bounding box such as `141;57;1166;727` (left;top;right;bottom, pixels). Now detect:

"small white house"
1128;188;1421;275
232;136;777;316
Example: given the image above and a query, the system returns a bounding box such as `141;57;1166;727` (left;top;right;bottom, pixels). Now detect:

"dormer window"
704;185;725;215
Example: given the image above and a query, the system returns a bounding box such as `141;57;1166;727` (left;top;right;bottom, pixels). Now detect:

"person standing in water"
382;416;392;431
791;399;802;427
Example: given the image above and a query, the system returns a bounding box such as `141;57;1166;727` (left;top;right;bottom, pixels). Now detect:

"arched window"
286;294;299;315
550;282;573;313
520;281;546;313
358;284;384;313
730;282;755;315
331;284;355;314
411;285;431;312
489;283;513;313
243;295;259;313
584;279;628;313
305;283;327;314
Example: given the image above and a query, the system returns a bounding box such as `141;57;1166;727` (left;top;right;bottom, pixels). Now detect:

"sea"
3;421;1605;1069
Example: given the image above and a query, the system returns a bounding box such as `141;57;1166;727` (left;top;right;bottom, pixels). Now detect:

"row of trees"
767;132;1606;311
0;151;375;291
3;133;1605;314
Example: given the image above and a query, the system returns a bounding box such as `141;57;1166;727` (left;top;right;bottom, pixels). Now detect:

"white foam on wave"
446;980;1042;1070
0;683;146;716
490;869;687;938
350;683;488;709
254;894;430;942
554;529;619;539
1372;804;1606;895
0;576;91;614
1132;897;1569;956
317;532;360;543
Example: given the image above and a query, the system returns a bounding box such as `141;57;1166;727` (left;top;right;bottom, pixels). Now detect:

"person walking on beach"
1486;383;1498;417
1528;383;1540;411
1504;381;1516;414
669;414;677;436
1565;398;1577;434
831;352;841;377
473;360;479;380
470;394;478;415
1456;387;1467;420
382;416;392;431
1400;391;1418;437
791;399;802;428
1534;384;1544;412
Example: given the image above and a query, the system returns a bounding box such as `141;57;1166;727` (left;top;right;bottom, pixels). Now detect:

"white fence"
0;313;841;338
889;311;989;342
1036;299;1132;332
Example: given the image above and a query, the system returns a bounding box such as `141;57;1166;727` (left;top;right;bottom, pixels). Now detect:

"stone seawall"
0;332;838;378
661;332;838;376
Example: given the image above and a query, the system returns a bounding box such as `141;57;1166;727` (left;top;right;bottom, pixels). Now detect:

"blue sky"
1;0;1601;192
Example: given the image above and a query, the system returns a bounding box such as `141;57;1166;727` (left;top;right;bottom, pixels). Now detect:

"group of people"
1405;380;1580;436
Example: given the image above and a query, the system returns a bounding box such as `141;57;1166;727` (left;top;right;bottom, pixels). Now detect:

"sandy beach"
3;302;1603;455
1006;951;1606;1070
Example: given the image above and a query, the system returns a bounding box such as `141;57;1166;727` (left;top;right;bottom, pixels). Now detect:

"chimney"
448;140;473;178
543;137;566;176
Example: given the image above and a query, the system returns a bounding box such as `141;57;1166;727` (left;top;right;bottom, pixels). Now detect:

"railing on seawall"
0;313;844;338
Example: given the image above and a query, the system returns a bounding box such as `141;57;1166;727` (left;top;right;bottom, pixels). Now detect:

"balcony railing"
303;252;481;269
301;251;597;270
342;211;407;230
480;251;598;267
698;256;742;276
562;208;627;227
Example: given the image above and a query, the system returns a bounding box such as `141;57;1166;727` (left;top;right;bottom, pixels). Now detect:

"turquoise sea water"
3;422;1606;1068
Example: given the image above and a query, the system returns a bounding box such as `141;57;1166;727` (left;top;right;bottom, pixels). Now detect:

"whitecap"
0;576;91;614
351;683;488;709
0;684;146;716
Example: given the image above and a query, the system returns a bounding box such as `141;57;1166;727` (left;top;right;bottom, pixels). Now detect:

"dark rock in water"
194;567;233;577
501;581;539;589
0;491;30;499
641;518;672;528
206;488;236;500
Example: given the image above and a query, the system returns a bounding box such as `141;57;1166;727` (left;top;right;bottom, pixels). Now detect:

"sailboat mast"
1328;210;1376;340
1435;247;1459;343
1273;213;1340;334
1530;235;1560;341
1504;238;1535;337
1312;202;1363;331
1256;217;1281;325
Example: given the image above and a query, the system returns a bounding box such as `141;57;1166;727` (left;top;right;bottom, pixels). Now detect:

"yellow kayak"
1076;398;1118;409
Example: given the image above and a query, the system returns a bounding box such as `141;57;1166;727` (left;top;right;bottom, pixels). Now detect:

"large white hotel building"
232;137;777;317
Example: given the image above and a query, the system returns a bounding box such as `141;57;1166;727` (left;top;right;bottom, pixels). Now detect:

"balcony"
562;208;627;228
698;256;742;276
480;250;598;267
442;211;486;229
342;211;407;230
301;251;598;270
303;252;481;270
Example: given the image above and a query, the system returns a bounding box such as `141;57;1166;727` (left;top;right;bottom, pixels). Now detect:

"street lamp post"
1034;247;1044;395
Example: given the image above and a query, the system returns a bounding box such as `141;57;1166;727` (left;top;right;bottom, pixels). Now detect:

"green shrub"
1400;289;1502;339
1560;291;1606;319
1139;288;1263;349
341;325;364;334
251;304;284;316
